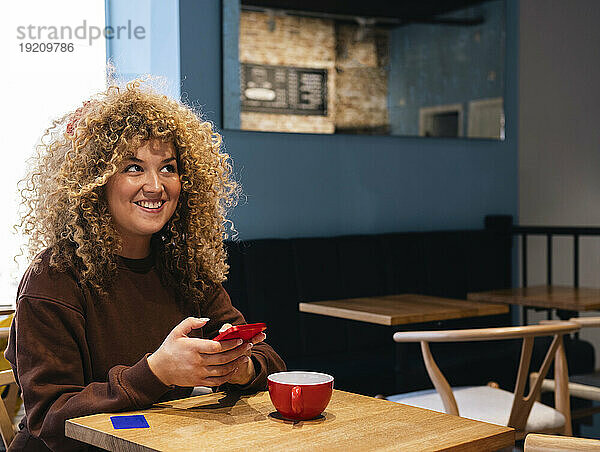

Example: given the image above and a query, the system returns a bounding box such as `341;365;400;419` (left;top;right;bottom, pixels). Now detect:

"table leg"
556;309;578;321
556;309;580;339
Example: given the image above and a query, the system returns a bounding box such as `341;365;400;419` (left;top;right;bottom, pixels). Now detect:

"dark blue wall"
390;0;505;136
179;0;518;240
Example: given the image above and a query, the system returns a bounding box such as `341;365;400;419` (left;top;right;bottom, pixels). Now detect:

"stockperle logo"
17;20;146;46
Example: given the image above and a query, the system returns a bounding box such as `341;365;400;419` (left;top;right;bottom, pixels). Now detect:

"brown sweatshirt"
5;249;285;451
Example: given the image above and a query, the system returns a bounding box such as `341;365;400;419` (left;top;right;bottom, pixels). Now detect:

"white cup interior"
268;371;333;385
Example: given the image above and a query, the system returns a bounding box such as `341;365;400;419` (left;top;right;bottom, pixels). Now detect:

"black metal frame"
512;225;600;324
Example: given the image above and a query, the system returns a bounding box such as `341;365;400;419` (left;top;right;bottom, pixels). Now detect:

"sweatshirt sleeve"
5;295;172;451
201;285;286;392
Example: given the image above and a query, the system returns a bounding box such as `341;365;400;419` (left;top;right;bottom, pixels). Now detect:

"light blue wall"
106;0;180;98
110;0;518;240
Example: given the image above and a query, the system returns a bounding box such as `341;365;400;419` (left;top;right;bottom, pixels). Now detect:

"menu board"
240;63;327;116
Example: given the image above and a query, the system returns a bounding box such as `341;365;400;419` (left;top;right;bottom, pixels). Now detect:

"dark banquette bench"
223;216;594;398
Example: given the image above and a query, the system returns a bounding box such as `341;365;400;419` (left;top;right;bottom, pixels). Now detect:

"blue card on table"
110;414;150;429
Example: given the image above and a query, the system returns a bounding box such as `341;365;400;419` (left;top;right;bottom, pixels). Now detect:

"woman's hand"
220;323;267;385
147;317;253;387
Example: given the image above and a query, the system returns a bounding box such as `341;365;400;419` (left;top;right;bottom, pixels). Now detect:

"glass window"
2;1;107;306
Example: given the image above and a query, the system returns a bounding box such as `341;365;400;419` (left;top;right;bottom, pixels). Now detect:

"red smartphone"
212;323;267;342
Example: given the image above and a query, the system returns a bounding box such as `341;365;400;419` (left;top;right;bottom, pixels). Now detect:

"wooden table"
468;286;600;311
0;306;14;316
300;294;508;392
468;286;600;323
66;390;514;451
299;294;509;326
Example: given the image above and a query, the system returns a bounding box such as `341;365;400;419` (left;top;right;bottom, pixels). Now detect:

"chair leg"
555;340;572;436
3;385;17;420
529;372;541;402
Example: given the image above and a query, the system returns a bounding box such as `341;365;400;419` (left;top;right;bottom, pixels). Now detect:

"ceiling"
240;0;493;26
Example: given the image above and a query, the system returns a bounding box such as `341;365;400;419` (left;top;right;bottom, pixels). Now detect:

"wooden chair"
533;317;600;419
0;325;17;448
0;369;15;447
524;433;600;451
387;322;579;440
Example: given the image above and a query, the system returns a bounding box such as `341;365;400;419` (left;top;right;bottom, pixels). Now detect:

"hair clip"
66;101;92;136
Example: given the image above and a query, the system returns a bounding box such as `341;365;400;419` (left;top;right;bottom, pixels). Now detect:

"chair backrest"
0;369;15;447
525;433;600;451
393;322;580;434
568;316;600;328
540;317;600;328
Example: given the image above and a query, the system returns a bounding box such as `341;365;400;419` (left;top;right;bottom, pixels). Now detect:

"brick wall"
238;11;390;134
335;24;390;133
239;11;336;134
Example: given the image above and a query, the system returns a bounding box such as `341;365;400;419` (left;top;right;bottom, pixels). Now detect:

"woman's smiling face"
105;139;181;258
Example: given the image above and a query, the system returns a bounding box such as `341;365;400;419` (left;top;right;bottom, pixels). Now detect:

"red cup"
268;371;334;421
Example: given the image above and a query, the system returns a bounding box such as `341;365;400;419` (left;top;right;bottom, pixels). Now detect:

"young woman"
6;80;285;451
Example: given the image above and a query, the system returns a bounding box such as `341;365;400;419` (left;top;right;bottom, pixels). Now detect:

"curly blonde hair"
18;79;239;305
